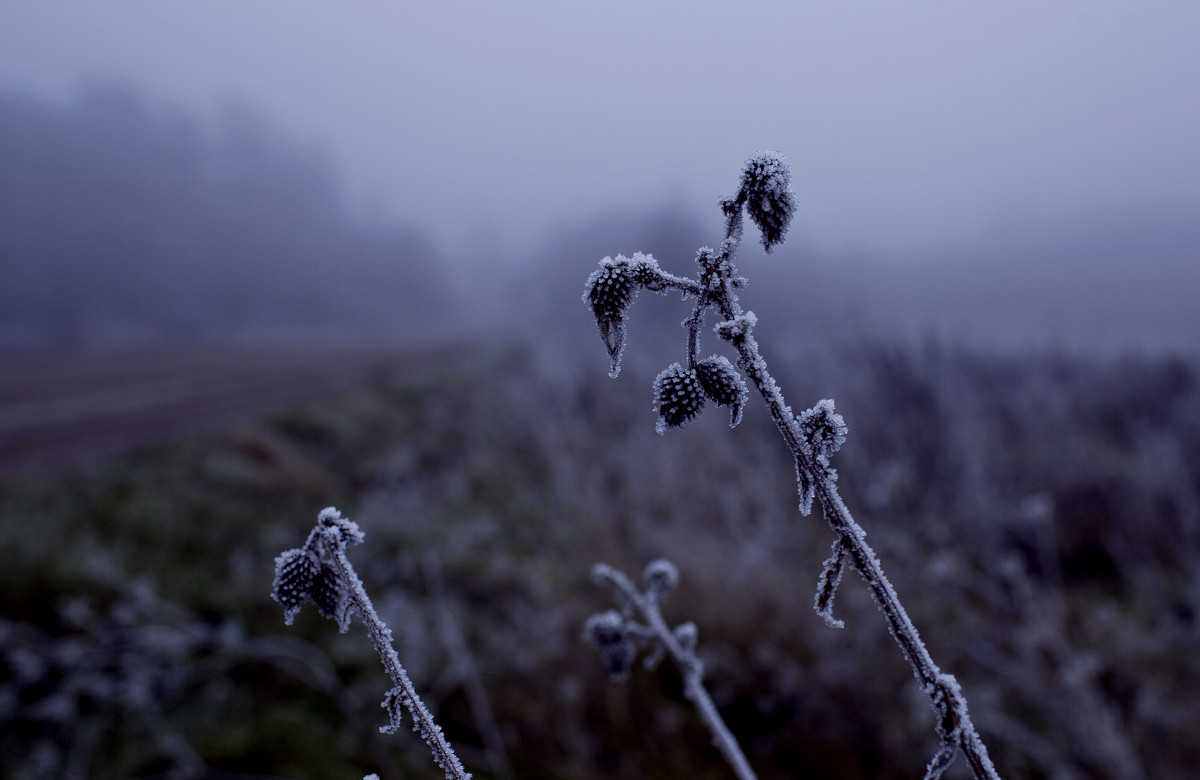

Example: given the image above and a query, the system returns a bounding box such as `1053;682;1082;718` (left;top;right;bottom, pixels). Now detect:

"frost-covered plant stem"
583;153;1000;780
272;508;471;780
587;562;758;780
723;300;997;780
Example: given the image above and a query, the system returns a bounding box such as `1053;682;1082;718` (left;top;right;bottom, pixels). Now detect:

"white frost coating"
715;311;757;341
814;539;849;629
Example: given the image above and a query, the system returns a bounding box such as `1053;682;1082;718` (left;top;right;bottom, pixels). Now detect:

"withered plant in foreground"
586;560;758;780
582;152;1002;780
272;507;471;780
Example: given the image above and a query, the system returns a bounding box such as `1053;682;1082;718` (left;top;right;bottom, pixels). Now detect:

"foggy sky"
3;2;1199;255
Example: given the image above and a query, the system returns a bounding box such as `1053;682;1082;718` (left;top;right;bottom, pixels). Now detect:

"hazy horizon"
4;2;1199;256
4;2;1200;356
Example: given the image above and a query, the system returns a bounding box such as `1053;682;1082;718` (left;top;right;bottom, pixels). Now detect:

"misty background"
5;5;1200;780
2;1;1199;355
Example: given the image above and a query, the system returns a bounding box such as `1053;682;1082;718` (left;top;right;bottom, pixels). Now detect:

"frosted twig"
585;560;759;780
583;152;1001;780
272;507;472;780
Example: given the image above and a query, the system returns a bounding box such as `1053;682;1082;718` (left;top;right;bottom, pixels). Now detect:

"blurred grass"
2;339;1199;779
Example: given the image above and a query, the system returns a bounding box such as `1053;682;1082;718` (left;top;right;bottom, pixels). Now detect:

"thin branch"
587;562;759;780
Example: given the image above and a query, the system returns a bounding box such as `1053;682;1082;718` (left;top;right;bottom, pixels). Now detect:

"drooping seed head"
653;363;706;433
739;151;797;253
583;255;641;377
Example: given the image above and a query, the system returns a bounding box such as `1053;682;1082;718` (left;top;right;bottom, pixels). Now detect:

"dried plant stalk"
583;152;1001;780
272;507;471;780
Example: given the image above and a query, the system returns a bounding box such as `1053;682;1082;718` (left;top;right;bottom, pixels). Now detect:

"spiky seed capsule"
739;151;797;253
643;558;679;601
694;355;749;427
311;561;349;630
583;255;640;377
272;548;319;624
653;363;706;433
584;257;638;320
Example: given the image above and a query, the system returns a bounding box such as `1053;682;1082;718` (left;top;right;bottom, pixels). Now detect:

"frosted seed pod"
272;548;319;624
652;363;706;433
583;255;640;377
584;611;635;681
584;256;638;320
643;558;679;600
312;561;349;630
739;152;797;253
695;355;749;427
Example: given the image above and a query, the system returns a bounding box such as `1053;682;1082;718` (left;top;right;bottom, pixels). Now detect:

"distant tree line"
0;82;450;352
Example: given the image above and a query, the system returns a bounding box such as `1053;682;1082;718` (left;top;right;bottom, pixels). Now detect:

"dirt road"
0;346;420;478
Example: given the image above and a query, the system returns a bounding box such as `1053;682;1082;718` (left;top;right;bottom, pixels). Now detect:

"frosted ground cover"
1;338;1197;778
